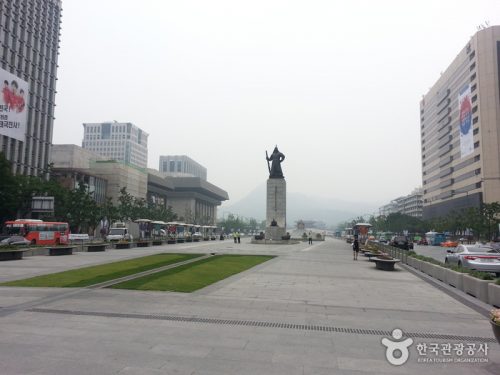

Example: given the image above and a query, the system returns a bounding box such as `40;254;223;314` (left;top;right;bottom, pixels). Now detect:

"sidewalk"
0;238;499;374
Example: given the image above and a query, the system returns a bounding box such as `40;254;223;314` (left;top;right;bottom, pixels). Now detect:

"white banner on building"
0;68;28;141
458;84;473;158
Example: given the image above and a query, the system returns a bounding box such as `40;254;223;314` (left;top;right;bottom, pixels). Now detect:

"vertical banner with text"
0;68;28;141
458;84;473;158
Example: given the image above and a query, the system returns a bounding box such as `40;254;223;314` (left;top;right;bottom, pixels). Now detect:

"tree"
481;202;500;241
0;152;18;223
117;187;135;221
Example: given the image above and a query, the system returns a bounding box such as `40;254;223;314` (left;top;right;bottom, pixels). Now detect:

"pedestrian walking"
353;236;360;260
308;231;313;245
233;231;237;243
237;231;241;244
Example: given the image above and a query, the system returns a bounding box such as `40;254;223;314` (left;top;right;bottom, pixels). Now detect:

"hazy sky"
53;0;500;206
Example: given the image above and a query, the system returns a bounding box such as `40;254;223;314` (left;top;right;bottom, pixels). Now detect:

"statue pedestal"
265;226;286;241
265;178;286;240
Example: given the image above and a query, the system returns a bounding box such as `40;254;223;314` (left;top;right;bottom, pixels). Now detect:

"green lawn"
0;253;202;288
110;254;274;292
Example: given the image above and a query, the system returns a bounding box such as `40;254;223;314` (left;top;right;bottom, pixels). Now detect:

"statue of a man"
266;146;285;178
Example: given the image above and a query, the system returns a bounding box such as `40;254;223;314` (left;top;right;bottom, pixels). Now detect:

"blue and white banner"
458;84;473;158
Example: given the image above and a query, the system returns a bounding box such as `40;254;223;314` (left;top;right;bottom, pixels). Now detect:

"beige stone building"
51;144;228;224
420;26;500;219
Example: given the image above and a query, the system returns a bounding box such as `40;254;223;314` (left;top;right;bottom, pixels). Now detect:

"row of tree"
0;153;177;234
217;214;265;233
339;204;500;240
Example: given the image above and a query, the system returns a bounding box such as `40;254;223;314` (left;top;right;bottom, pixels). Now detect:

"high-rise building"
159;155;207;180
82;121;149;169
378;188;423;218
0;0;62;176
420;26;500;219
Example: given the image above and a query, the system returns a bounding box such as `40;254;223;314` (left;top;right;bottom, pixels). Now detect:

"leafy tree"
0;153;18;223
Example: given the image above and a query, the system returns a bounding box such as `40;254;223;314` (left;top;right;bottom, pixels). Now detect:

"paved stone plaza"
0;238;499;374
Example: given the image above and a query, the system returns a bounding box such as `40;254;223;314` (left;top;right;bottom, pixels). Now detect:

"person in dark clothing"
308;231;313;245
352;237;360;260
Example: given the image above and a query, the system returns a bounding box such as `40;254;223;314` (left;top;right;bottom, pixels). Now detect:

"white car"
445;244;500;276
0;236;30;247
106;228;133;242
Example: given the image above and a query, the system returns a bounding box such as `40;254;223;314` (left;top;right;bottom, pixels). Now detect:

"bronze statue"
266;146;285;178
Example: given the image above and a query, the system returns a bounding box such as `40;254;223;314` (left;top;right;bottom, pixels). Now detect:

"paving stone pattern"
0;238;499;374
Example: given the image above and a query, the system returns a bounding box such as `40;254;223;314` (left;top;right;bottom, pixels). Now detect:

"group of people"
232;231;241;243
2;80;25;113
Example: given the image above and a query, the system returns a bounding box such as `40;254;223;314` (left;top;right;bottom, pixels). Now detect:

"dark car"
390;235;412;250
0;236;30;247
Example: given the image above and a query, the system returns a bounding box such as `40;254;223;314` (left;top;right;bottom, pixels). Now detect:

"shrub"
467;270;495;280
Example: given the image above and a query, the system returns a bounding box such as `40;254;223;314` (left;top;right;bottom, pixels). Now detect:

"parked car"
0;236;30;247
390;236;412;250
417;238;428;245
192;232;203;240
441;240;459;248
445;244;500;276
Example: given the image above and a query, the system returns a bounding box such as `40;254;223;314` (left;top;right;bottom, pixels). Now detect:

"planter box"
152;240;163;246
413;258;422;270
424;263;446;281
433;265;447;282
48;246;74;256
407;257;419;269
419;260;431;275
462;274;493;303
0;249;25;261
136;241;151;248
86;244;107;252
444;268;464;289
488;283;500;307
115;242;131;249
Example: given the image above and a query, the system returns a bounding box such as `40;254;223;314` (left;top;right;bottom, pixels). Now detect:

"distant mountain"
220;183;380;228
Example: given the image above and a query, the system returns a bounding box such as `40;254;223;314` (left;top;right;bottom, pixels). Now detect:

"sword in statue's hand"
265;151;271;174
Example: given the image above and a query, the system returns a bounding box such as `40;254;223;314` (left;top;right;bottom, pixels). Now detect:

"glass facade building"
0;0;62;176
82;121;149;169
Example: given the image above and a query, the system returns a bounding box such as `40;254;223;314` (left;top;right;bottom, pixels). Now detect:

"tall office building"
159;155;207;180
82;121;149;169
0;0;62;176
420;26;500;219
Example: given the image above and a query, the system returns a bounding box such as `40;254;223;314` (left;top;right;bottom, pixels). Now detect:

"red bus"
3;219;70;245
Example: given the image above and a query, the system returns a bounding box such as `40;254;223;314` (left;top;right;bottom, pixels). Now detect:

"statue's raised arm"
266;146;285;179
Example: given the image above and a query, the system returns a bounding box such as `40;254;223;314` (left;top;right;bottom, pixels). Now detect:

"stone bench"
114;242;131;249
0;249;26;261
48;246;75;256
373;257;400;271
86;244;107;252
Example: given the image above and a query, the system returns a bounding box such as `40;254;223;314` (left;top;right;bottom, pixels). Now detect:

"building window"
473;128;479;135
474;141;479;148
